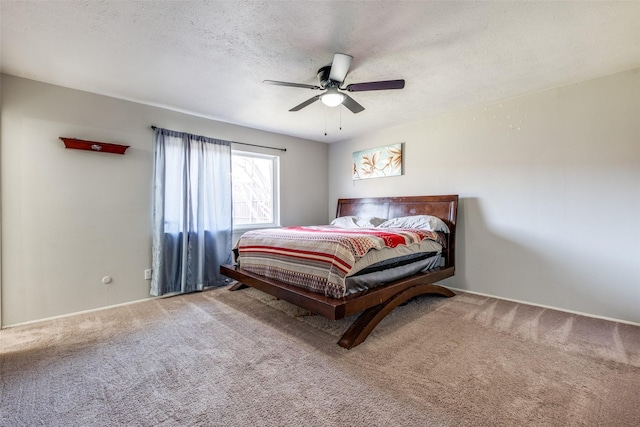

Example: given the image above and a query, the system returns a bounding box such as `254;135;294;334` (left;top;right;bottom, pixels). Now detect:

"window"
231;150;280;229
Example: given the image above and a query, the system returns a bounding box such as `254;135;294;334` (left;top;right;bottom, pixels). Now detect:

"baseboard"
447;287;640;327
5;287;639;330
2;297;156;330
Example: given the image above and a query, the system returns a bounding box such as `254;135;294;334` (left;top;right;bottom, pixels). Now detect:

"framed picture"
352;143;403;180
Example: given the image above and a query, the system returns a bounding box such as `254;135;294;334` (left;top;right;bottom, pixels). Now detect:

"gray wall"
0;74;329;326
3;68;638;327
329;68;640;324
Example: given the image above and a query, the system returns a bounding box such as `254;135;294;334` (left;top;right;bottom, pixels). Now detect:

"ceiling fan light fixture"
320;88;345;107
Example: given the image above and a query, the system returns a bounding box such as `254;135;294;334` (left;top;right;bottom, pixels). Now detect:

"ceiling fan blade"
342;94;365;114
345;79;405;92
263;80;322;90
329;53;353;83
289;95;321;111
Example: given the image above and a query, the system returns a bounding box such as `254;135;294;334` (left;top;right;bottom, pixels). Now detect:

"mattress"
235;226;445;298
349;238;442;275
345;252;441;295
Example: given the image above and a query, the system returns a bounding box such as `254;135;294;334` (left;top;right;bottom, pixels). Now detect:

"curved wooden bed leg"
337;283;455;349
229;281;249;291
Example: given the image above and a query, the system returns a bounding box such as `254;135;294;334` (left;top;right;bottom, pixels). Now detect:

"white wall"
0;74;328;326
329;68;640;324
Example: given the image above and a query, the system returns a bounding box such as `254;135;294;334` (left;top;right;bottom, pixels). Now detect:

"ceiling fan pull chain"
340;105;342;131
324;105;328;136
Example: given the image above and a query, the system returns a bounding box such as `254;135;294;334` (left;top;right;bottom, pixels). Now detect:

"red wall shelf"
60;137;130;155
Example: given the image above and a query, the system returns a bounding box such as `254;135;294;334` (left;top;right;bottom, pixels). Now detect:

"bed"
220;195;458;349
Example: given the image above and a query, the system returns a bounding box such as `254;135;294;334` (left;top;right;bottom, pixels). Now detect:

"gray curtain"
151;127;232;296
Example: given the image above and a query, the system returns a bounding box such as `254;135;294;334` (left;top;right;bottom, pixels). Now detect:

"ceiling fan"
263;53;405;114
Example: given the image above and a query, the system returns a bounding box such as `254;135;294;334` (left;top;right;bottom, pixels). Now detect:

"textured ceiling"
2;1;639;143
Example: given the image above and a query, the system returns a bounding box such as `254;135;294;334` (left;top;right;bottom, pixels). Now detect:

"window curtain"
151;127;232;296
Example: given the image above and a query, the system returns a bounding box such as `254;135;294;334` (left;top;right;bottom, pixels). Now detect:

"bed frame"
220;195;458;349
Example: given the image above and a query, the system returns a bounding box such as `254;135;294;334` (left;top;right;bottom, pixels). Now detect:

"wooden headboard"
336;195;458;269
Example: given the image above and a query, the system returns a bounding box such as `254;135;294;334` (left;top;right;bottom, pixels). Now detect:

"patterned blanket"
236;226;445;298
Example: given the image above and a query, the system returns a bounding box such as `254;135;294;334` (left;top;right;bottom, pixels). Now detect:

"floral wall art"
352;143;403;180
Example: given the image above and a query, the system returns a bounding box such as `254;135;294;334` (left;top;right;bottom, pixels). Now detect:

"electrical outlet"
144;269;152;280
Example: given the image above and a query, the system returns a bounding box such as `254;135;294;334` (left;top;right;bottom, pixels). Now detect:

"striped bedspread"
236;226;445;298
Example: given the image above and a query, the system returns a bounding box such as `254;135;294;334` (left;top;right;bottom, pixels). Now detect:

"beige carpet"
2;286;639;426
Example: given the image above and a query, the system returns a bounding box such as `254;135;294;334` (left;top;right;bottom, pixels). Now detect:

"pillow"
377;215;450;233
354;216;387;227
330;216;387;228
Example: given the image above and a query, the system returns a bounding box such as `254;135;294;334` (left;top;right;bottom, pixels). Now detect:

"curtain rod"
150;126;286;152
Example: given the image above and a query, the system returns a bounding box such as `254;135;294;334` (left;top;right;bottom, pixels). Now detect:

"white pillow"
330;216;387;228
377;215;450;233
355;216;387;227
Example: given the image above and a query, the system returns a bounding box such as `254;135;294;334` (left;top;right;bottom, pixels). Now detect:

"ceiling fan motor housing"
317;65;334;88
